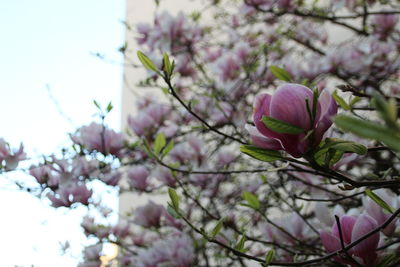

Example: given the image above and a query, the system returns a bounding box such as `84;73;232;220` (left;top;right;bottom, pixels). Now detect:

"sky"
0;0;125;266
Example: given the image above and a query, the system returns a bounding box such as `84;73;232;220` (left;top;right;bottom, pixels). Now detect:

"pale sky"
0;0;125;266
0;0;200;265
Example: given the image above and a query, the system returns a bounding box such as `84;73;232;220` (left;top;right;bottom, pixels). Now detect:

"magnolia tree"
2;0;400;266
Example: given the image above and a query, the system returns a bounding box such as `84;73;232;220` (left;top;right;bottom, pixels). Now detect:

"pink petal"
314;89;337;144
382;219;397;236
253;93;282;140
332;215;357;244
363;189;397;236
320;230;341;253
252;93;307;157
270;83;320;131
277;134;309;158
351;215;379;259
245;125;283;150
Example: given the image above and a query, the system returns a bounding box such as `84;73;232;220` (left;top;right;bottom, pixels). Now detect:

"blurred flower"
372;14;398;39
136;232;194;267
100;170;122;186
48;183;92;207
154;166;176;187
134;201;164;228
72;122;124;156
0;138;26;170
127;166;150;191
78;244;103;267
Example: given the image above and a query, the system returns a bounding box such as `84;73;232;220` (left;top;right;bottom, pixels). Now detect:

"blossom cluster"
2;0;400;266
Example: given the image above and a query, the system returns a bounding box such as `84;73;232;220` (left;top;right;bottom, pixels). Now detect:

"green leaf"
240;145;282;162
168;188;180;209
210;219;224;239
382;168;393;179
325;138;367;155
167;204;181;219
349;96;361;107
141;141;156;159
332;90;350;110
378;253;397;267
260;175;267;183
241;191;260;210
128;141;140;149
153;133;166;155
190;11;201;21
316;148;344;167
269;65;292;82
265;250;275;265
161;140;174;158
161;87;170;95
137;51;159;73
93;99;100;109
106;102;113;112
163;53;172;77
314;138;367;166
334;115;400;152
372;96;398;128
365;189;395;214
262;116;304;134
234;235;247;252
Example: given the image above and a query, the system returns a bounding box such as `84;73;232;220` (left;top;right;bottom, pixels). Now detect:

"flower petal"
270;84;320;131
351;215;379;259
320;230;341;253
253;93;282;139
245;125;283;150
314;89;337;144
332;215;357;244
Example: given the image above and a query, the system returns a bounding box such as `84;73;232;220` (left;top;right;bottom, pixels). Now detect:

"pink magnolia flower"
72;122;124;156
159;123;178;138
127;166;150;191
134;201;164;228
78;244;103;267
320;215;380;266
0;138;8;161
128;113;155;136
111;223;130;239
363;189;399;236
154;166;176;187
47;188;72;208
249;83;337;157
162;209;183;229
215;54;241;82
29;164;52;184
203;47;222;62
170;136;205;163
71;157;99;178
209;102;233;125
372;14;399;39
100;170;122;186
81;216;110;239
216;149;236;166
260;212;311;244
70;184;92;205
0;138;27;170
136;232;194;267
48;184;92;207
146;103;171;124
136;10;202;61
